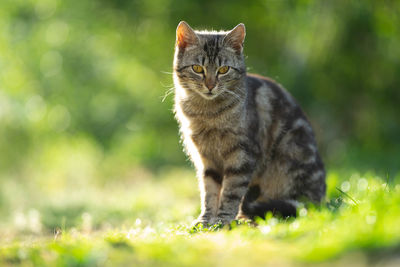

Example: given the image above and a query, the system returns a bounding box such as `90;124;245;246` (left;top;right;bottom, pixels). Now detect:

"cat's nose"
206;83;216;91
205;76;216;91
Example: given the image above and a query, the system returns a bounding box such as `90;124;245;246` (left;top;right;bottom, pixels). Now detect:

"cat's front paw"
209;215;236;226
192;216;213;228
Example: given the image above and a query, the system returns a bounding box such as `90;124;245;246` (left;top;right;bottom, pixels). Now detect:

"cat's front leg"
193;167;222;226
212;161;254;225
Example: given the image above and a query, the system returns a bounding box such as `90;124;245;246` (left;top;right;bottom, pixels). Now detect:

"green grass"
1;169;400;266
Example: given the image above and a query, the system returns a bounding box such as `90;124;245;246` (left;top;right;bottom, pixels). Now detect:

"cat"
173;21;326;226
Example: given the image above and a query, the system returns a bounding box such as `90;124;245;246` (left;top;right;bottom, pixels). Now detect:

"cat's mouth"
202;91;218;100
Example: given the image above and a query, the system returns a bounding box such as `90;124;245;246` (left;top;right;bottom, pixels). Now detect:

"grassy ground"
1;168;400;266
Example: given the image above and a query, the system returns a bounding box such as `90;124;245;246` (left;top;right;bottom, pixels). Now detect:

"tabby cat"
173;21;326;226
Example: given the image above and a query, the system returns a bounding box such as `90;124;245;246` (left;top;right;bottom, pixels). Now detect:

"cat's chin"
198;92;220;100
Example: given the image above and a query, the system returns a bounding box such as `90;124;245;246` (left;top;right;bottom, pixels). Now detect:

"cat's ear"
176;21;199;49
223;23;246;54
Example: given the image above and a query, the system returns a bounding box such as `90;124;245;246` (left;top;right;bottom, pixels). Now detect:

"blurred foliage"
1;0;399;183
1;171;400;266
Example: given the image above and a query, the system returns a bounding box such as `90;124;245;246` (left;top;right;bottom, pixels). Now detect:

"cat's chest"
189;124;240;158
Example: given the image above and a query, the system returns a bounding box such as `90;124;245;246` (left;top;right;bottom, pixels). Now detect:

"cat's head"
173;21;246;100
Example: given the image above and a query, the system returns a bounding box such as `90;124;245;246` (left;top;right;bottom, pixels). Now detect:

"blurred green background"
1;0;399;231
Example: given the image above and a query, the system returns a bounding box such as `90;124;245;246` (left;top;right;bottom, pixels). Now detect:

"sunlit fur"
173;22;326;226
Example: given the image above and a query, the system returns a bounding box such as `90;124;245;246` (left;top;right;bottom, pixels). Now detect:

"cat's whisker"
161;87;175;102
161;70;174;75
160;81;174;88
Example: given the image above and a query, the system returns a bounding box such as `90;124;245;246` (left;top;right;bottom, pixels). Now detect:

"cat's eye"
218;66;230;74
192;65;204;73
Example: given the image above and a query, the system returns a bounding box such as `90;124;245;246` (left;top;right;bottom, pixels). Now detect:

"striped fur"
173;22;326;225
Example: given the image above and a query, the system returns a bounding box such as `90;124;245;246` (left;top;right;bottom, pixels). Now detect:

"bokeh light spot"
357;178;368;191
40;51;63;77
48;105;70;132
46;21;69;46
340;181;351;192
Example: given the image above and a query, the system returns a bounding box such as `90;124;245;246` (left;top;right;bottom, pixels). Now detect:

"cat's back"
244;73;310;141
245;73;325;202
245;72;320;162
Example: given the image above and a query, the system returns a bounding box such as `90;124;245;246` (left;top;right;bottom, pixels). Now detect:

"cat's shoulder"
246;73;281;91
246;73;287;97
246;73;299;108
